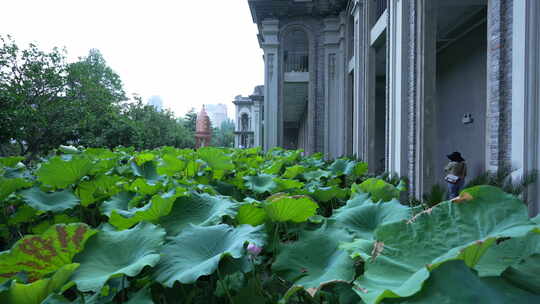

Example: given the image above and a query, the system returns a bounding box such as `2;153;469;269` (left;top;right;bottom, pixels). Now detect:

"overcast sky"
0;0;264;117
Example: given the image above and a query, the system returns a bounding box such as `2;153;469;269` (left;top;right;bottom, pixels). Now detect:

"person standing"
444;152;467;199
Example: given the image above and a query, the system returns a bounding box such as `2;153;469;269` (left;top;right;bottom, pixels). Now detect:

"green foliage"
0;146;539;303
0;36;194;159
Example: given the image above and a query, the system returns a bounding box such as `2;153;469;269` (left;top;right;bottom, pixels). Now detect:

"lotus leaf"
237;203;267;226
384;260;540;303
330;192;410;239
0;224;95;283
100;192;136;216
109;189;186;230
154;224;265;286
282;165;306;179
309;185;349;203
346;186;538;304
130;161;160;182
0;178;31;201
76;175;122;207
157;154;186;176
20;187;80;213
72;222;165;292
302;170;331;181
158;192;237;235
272;225;355;297
244;174;278;193
264;195;318;223
356;178;401;202
36;157;93;189
8;205;38;225
0;263;79;304
0;157;25;168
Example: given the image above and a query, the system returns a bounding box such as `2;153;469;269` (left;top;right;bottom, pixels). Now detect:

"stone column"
253;101;261;148
323;17;344;159
261;19;280;151
387;0;410;176
510;0;540;216
413;0;438;198
353;0;371;160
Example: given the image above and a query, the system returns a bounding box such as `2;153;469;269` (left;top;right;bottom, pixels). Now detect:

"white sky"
0;0;264;117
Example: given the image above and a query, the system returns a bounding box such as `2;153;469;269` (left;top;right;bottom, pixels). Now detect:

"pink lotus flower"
247;243;262;256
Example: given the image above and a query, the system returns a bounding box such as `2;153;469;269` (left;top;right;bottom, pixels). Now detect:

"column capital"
261;19;280;48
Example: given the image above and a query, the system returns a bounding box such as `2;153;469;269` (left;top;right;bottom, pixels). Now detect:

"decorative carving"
268;54;275;80
329;53;336;80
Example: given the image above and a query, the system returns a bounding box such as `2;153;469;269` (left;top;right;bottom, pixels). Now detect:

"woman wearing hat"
444;152;467;199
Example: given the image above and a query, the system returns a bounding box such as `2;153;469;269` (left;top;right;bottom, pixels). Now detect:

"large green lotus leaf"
75;175;123;207
264;195;318;223
330;192;410;239
159;192;237;235
130;161;160;182
236;203;267;226
327;159;352;176
346;186;538;304
0;157;25;168
7;204;38;226
0;224;95;283
36;157;93;189
282;165;306;179
100;192;136;216
309;185;349;203
502;253;540;293
302;169;331;182
0;263;79;304
0;177;32;201
157;154;186;176
384;260;540;304
272;225;355;297
20;187;80;213
244;174;278;193
133;153;155;166
274;178;304;191
109;189;186;230
197;147;234;179
357;178;400;202
474;229;540;277
125;285;153;304
154;224;265;286
124;178;162;196
72;222;165;292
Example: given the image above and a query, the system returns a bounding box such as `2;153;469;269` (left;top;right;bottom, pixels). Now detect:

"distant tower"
195;105;212;148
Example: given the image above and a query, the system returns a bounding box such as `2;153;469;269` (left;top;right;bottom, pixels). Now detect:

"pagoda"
195;105;212;148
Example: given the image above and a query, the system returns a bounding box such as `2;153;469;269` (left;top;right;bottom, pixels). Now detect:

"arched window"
241;113;250;131
283;29;309;72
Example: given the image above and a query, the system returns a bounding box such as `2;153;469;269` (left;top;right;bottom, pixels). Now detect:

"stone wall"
487;0;513;170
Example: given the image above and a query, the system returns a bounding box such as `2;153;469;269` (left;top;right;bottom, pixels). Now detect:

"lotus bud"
247;243;262;256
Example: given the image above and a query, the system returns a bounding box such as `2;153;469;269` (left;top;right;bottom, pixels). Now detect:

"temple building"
233;86;264;149
247;0;540;215
195;106;212;148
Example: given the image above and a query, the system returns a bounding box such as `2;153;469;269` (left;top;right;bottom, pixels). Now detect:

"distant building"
195;106;212;148
233;86;264;149
147;96;164;111
204;104;228;129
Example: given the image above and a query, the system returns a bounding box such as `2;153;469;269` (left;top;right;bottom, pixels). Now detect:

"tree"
212;119;235;148
184;108;197;133
0;35;72;159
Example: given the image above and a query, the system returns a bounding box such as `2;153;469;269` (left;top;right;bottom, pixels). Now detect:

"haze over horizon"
0;0;264;117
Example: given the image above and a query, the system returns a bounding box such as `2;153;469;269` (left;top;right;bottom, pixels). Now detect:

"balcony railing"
374;0;387;21
284;51;309;73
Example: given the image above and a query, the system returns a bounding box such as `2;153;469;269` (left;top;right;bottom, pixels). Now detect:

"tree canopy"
0;36;195;158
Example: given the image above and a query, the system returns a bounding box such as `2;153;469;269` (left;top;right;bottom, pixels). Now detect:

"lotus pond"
0;146;539;304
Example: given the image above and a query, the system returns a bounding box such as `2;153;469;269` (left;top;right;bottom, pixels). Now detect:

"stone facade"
248;0;540;214
233;86;264;149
